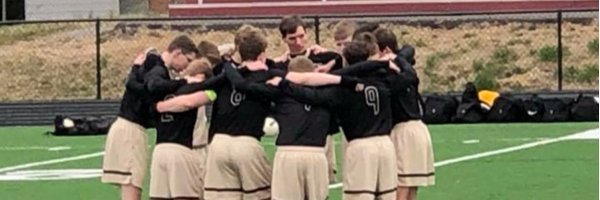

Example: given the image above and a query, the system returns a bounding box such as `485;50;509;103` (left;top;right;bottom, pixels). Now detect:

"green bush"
492;46;518;64
562;64;598;84
537;45;570;62
578;63;599;83
472;60;502;90
587;38;598;55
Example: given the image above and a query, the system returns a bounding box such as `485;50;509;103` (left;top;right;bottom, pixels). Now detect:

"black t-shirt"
278;73;393;142
208;63;275;142
222;63;334;147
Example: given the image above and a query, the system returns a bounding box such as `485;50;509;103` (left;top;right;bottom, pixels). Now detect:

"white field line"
328;128;599;189
0;152;104;173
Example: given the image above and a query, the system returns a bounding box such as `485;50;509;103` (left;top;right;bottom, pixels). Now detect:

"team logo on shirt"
230;89;245;106
161;94;175;122
364;86;380;115
304;104;312;111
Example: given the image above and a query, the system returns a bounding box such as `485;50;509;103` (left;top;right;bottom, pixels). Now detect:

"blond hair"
181;58;213;78
333;20;358;41
289;57;315;73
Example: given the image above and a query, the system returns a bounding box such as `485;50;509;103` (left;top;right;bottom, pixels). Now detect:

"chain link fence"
0;10;597;101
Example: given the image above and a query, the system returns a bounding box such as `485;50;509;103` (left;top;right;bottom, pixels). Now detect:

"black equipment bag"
454;82;486;123
486;96;525;122
522;95;545;122
570;94;599;121
540;98;572;122
50;115;113;136
423;95;458;124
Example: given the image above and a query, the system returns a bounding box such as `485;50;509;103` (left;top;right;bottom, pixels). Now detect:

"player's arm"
175;73;227;95
223;62;281;98
144;66;187;96
156;90;217;113
314;52;343;72
125;65;146;94
284;72;342;86
276;79;340;107
330;60;390;76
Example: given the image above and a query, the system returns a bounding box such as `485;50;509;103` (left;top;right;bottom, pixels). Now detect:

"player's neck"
289;48;309;58
242;60;268;71
161;52;172;68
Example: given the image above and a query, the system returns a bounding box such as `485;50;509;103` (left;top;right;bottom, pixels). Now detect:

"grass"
421;140;598;200
0;23;79;46
0;122;597;200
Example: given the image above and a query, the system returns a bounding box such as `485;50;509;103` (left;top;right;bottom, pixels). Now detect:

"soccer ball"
263;117;279;136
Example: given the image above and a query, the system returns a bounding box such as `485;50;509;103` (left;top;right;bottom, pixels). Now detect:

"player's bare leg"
121;184;141;200
397;187;410;200
408;187;419;200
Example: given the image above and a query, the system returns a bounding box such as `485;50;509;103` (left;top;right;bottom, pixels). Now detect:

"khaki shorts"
101;117;148;189
204;134;271;200
272;146;328;200
343;135;397;200
324;135;337;183
149;143;204;199
391;120;435;187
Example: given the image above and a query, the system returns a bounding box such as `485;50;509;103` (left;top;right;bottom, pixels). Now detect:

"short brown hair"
236;28;268;61
279;15;306;38
333;20;357;41
197;41;221;66
167;35;198;54
373;28;398;52
288;57;315;73
352;32;379;56
352;23;380;39
181;58;214;78
343;41;371;65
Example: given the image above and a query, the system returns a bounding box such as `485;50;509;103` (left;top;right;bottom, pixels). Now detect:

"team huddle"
101;15;435;200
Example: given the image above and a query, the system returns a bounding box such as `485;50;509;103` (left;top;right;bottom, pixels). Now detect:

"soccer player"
272;39;400;200
277;15;344;183
182;58;216;199
149;59;217;200
332;20;357;55
101;50;158;200
221;56;368;200
144;35;200;105
373;28;435;200
197;41;221;68
202;26;273;200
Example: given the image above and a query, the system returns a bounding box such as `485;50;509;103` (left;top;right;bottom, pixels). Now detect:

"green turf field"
0;122;597;200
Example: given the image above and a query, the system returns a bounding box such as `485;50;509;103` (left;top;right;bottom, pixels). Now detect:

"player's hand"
389;61;401;73
314;60;336;73
273;50;290;63
379;53;397;61
266;77;282;86
133;53;146;66
184;76;203;84
309;45;329;54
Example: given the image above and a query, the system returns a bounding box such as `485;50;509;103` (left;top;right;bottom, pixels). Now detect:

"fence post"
314;16;321;45
1;0;6;21
557;11;563;91
96;18;102;100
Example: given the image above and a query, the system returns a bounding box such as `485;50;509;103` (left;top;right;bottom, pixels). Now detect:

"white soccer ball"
263;117;279;136
62;118;75;128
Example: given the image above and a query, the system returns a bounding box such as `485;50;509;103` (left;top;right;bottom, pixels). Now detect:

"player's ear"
258;52;267;63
